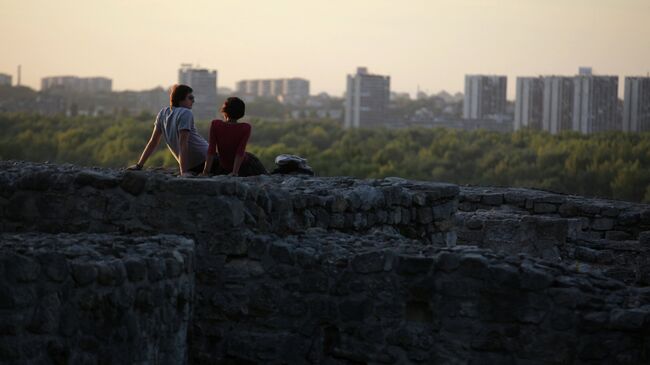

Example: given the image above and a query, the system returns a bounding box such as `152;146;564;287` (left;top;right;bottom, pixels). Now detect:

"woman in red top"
202;97;267;176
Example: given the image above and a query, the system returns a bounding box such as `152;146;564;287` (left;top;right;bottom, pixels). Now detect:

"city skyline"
1;0;649;98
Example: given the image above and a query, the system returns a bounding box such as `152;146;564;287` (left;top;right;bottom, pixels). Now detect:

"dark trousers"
190;152;268;176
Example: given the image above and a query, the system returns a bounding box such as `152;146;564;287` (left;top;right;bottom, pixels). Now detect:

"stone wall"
456;187;650;286
459;186;650;240
191;229;650;364
0;233;194;364
1;161;650;364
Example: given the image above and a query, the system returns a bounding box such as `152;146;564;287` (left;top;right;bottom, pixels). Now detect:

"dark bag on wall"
271;154;314;176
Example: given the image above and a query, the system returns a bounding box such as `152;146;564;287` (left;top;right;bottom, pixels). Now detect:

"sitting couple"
128;84;267;177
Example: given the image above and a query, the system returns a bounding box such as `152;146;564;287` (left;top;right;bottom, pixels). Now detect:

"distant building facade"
235;78;310;104
542;76;575;134
463;75;507;120
514;77;543;131
344;67;390;128
623;77;650;132
0;73;12;86
41;76;112;93
515;71;621;135
178;64;218;120
572;75;619;133
579;67;593;76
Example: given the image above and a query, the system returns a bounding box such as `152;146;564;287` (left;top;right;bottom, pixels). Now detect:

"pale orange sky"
1;0;649;98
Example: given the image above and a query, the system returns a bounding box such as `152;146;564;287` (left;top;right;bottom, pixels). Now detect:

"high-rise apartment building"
0;73;12;86
623;77;650;132
282;78;310;104
463;75;507;120
235;78;310;104
41;76;112;93
572;75;619;133
178;64;218;120
542;77;575;134
514;77;543;131
344;67;390;128
579;67;593;76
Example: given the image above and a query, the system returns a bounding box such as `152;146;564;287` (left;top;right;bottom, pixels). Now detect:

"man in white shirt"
128;84;210;176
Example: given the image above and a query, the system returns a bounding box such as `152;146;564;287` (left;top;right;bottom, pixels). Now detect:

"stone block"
533;202;557;214
0;284;16;309
641;209;650;224
269;242;294;265
457;254;489;279
5;253;40;282
71;262;97;286
432;200;457;220
352;251;386;274
38;253;69;282
412;193;427;206
577;203;600;216
605;230;631;241
487;263;519;289
600;207;620;217
503;191;526;206
98;262;122;286
591;218;615;231
165;257;183;278
74;170;119;189
401;208;411;224
396;255;433;275
520;264;553;291
146;258;165;282
124;259;147;282
481;194;503;206
639;231;650;246
608;308;647;330
558;202;579;217
436;252;461;272
617;211;640;225
416;207;433;224
339;298;371;322
120;171;147;196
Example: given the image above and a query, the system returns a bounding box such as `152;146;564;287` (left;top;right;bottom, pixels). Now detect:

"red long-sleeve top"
207;120;251;170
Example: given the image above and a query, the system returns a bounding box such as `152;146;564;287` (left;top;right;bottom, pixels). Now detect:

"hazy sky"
1;0;649;98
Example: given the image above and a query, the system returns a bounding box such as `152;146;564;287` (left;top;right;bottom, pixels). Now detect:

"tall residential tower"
623;77;650;132
572;75;619;133
178;64;218;120
514;77;543;131
463;75;507;120
344;67;390;128
542;76;575;134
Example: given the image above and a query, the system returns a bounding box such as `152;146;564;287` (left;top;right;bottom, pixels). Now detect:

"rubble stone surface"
1;161;650;364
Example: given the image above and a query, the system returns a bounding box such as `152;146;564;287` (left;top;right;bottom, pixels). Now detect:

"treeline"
1;113;650;203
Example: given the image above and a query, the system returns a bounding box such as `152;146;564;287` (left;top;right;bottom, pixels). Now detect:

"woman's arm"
231;125;251;176
202;154;214;175
231;154;244;176
203;121;218;175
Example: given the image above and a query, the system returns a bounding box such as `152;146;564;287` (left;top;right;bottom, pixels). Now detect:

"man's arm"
128;125;162;170
178;130;191;175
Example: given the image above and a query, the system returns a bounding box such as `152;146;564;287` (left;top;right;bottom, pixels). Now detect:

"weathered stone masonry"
1;160;650;364
0;233;194;364
456;186;650;286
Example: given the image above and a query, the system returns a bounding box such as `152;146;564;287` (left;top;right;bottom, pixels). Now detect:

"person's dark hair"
170;84;193;107
221;97;246;120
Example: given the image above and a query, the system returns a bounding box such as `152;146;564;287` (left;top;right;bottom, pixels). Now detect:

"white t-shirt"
155;106;209;169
